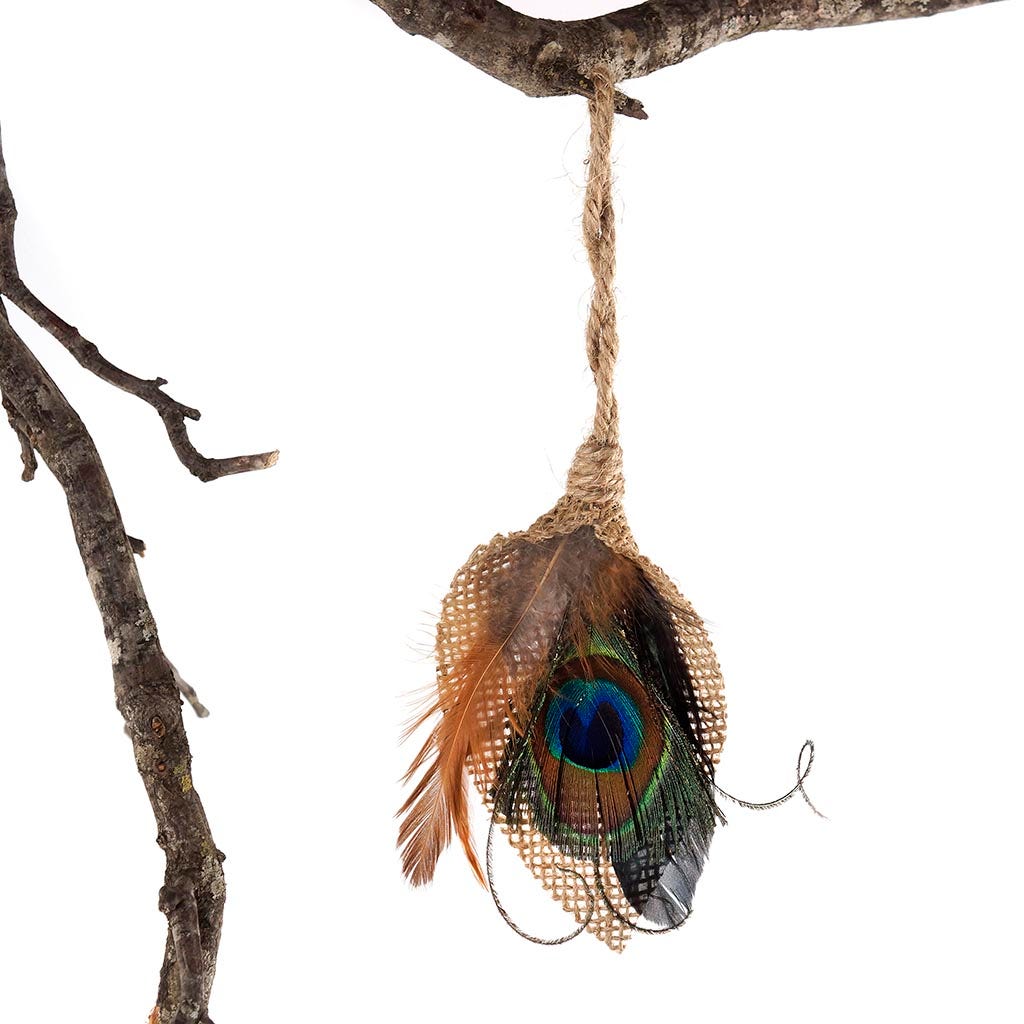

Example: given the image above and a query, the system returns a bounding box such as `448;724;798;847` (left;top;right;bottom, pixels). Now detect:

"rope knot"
565;431;625;508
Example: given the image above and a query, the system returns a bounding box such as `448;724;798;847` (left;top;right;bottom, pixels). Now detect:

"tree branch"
0;129;278;481
369;0;1005;118
0;125;269;1022
0;306;225;1023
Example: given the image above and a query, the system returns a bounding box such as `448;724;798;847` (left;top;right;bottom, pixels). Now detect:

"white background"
0;1;1021;1020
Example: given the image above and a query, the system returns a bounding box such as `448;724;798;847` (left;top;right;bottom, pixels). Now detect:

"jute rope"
437;71;729;951
563;66;627;524
582;66;619;445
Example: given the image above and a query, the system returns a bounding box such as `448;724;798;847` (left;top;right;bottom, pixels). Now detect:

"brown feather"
398;527;620;885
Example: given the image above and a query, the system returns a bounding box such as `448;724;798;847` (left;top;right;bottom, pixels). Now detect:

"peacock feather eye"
543;678;644;772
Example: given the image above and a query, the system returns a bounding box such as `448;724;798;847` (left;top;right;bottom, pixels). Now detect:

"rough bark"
0;125;273;1023
369;0;1005;117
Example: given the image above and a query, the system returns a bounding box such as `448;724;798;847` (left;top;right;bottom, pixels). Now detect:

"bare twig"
170;660;211;719
2;378;36;481
0;126;267;1022
0;128;278;482
158;881;205;1024
369;0;1004;118
0;306;225;1023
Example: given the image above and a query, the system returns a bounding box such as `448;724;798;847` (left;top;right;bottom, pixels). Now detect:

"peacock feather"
399;523;726;949
497;612;720;931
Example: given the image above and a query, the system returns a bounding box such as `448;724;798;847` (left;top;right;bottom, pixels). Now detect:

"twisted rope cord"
583;66;618;443
565;65;626;513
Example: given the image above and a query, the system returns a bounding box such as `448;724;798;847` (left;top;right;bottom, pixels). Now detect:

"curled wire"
486;806;596;945
714;739;826;818
485;736;824;942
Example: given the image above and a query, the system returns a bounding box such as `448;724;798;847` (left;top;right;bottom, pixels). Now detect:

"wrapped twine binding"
432;68;726;950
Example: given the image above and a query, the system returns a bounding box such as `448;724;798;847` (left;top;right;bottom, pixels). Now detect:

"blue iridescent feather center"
543;678;643;772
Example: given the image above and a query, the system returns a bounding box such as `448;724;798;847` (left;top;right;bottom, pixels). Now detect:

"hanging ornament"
398;67;810;951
